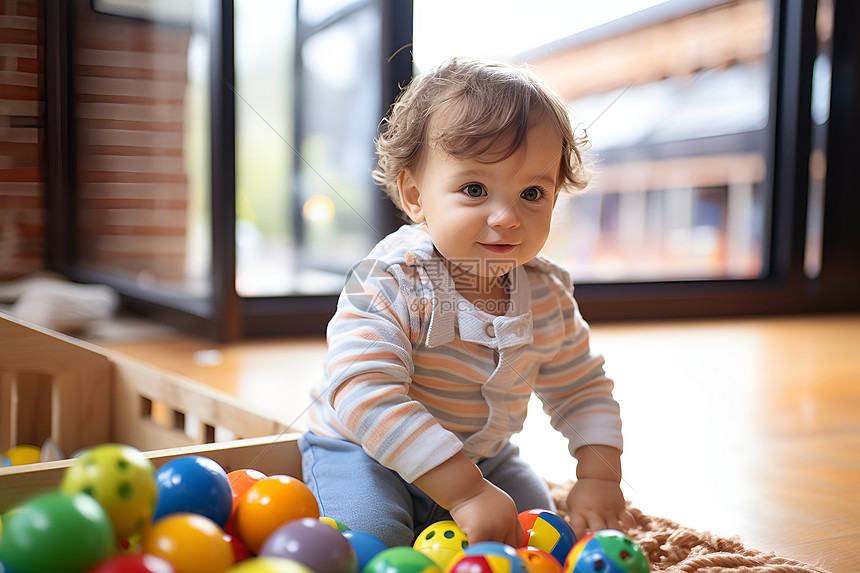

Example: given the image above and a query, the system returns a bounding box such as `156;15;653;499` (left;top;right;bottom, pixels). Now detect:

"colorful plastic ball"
459;542;529;573
517;547;562;573
40;438;64;462
153;456;232;528
61;443;158;541
227;532;254;564
3;445;41;466
320;516;350;532
563;530;649;573
259;517;358;573
518;510;576;567
226;557;315;573
465;541;523;559
87;553;176;573
141;513;234;573
342;530;387;570
413;520;468;569
0;492;116;573
225;469;267;536
364;546;442;573
448;554;512;573
235;475;319;554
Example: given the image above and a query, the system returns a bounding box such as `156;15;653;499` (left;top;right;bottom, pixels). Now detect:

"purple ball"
260;517;359;573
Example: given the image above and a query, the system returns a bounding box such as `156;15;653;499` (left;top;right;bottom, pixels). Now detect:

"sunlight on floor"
95;314;860;572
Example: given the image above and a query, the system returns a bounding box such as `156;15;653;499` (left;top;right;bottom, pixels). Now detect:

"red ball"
228;532;255;563
448;554;498;573
225;469;267;537
88;553;176;573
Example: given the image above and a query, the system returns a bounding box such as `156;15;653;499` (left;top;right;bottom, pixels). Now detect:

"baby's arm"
565;445;635;539
413;451;523;546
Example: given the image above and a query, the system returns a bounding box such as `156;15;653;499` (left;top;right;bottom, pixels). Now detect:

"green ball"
364;546;442;573
0;492;117;573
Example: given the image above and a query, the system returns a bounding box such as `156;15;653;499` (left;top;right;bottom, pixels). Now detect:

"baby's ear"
397;168;425;223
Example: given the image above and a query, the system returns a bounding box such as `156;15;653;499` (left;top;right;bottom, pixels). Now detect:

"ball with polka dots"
60;443;158;541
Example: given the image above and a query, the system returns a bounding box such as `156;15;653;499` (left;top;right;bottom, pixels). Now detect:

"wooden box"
0;313;302;513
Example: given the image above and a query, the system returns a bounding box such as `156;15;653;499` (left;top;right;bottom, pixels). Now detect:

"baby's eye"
461;183;485;198
520;187;544;201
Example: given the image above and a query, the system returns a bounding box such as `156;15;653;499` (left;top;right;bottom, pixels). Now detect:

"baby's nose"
488;201;521;228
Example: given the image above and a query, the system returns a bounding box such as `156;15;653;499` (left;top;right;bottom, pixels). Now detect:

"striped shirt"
307;224;622;482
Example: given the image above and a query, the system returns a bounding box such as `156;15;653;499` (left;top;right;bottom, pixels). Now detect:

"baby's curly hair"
373;58;590;210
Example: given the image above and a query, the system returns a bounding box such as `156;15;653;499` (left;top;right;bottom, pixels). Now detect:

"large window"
46;0;860;340
413;0;773;283
235;0;390;297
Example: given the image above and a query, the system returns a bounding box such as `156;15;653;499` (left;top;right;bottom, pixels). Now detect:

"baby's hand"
413;452;523;547
449;479;523;547
564;478;635;540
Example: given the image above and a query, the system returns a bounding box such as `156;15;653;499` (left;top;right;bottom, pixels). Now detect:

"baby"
300;57;634;548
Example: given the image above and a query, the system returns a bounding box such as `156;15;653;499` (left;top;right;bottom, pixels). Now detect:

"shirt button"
485;323;495;337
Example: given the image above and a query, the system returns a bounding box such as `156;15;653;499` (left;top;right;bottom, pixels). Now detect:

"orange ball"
235;475;319;554
517;547;563;573
225;469;268;535
141;513;234;573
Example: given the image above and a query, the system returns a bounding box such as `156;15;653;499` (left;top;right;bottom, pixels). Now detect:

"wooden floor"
93;313;860;573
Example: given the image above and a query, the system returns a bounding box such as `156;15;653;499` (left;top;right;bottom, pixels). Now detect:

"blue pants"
299;431;555;547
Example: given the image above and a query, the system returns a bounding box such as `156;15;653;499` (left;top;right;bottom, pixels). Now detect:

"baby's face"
402;116;562;284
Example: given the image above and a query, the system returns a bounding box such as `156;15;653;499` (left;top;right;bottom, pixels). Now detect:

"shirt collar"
405;235;533;349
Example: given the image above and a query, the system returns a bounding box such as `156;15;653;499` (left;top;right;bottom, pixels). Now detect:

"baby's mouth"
478;243;516;254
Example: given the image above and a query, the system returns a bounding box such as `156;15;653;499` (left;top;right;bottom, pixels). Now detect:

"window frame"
44;0;860;341
569;0;860;323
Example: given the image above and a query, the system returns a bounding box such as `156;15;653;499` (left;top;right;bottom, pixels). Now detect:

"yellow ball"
413;520;469;569
61;443;158;541
142;513;233;573
5;444;41;465
227;557;316;573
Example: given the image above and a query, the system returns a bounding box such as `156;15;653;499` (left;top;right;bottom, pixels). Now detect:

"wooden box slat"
0;434;302;513
0;313;298;513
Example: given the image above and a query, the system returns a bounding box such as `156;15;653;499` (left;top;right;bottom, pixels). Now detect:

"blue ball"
343;530;388;570
464;541;518;557
463;542;529;573
153;455;232;527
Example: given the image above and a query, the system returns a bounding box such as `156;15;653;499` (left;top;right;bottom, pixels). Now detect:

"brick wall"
73;1;192;283
0;0;45;281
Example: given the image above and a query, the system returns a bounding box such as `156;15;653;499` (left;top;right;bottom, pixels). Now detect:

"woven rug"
547;481;831;573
